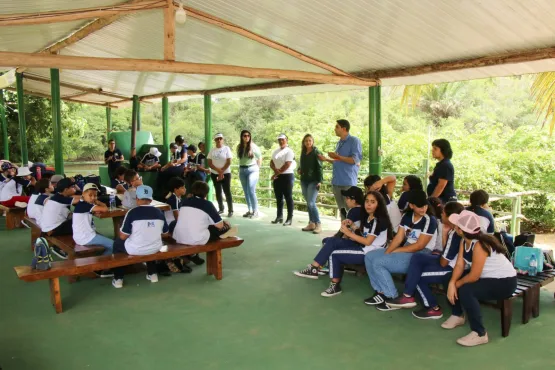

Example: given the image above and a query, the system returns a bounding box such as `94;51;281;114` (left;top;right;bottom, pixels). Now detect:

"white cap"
28;161;34;167
83;183;99;192
277;133;287;140
149;147;162;157
214;133;224;139
16;167;32;177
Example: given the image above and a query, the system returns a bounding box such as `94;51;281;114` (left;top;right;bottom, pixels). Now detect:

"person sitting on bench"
112;185;170;289
138;147;162;172
466;190;495;235
27;178;53;227
110;166;128;194
0;166;36;208
122;169;143;209
164;177;185;233
442;210;516;347
41;178;80;237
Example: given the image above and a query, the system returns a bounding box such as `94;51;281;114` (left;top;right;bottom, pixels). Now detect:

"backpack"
32;237;53;271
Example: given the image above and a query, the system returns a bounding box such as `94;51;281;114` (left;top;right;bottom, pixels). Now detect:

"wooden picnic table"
94;200;170;237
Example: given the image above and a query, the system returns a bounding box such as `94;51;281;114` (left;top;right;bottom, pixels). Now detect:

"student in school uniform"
161;143;180;171
0;166;36;208
40;178;81;236
467;190;495;234
208;133;234;217
0;162;12;195
364;190;439;311
175;135;189;168
427;139;457;203
27;179;54;226
122;169;143;209
442;210;516;347
110;166;128;194
398;175;423;212
138;147;162;172
364;175;402;232
184;144;208;192
111;185;170;288
294;191;393;297
386;201;465;319
164;177;186;233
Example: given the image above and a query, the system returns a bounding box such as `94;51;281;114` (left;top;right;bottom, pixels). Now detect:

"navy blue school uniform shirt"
427;159;456;203
111;178;129;191
400;212;438;251
442;229;462;268
164;193;182;224
467;206;495;234
347;206;362;228
398;191;409;211
360;217;389;253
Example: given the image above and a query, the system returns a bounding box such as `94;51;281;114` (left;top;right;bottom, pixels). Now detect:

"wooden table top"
94;202;170;219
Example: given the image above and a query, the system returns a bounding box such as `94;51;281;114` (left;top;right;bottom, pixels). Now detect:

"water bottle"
109;194;116;212
529;254;538;276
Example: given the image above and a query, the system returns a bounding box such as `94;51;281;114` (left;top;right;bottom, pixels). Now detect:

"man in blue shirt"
319;119;362;220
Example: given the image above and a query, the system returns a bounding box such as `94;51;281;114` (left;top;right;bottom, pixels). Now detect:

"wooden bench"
14;237;244;313
0;204;26;230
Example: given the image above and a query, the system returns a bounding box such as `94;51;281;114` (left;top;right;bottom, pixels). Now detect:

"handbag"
514;232;535;247
512;246;544;272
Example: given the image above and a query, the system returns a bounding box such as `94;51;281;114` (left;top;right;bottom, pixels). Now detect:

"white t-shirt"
173;197;222;245
28;194;49;227
0;179;24;201
271;147;295;174
72;200;98;245
120;205;169;255
41;194;73;232
386;196;402;232
207;146;233;175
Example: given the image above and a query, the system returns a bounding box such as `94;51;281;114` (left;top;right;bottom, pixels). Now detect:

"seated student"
386;201;465;319
0;162;12;195
184;144;207;189
110;166;129;194
442;210;516;347
324;186;364;243
27;179;54;226
364;190;438;311
0;166;36;208
122;169;143;209
40;178;81;237
165;177;186;233
294;191;393;297
427;197;444;252
161;143;179;171
138;148;162;172
173;181;237;248
50;174;64;189
364;175;402;231
398;175;423;212
467;190;495;235
111;185;169;288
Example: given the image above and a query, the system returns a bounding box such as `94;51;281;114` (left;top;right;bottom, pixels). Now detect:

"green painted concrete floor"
1;205;555;370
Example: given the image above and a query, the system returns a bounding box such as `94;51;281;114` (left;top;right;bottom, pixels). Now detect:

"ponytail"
463;231;506;256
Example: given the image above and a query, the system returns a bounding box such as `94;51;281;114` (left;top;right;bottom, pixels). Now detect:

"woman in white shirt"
270;134;295;226
207;133;234;217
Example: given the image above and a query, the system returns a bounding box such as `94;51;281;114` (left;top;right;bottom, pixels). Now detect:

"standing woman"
428;139;457;203
270;134;295;226
207;133;234;217
298;134;323;234
237;130;262;218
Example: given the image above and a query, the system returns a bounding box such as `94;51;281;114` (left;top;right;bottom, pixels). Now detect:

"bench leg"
6;212;24;230
531;285;540;318
49;278;63;314
500;299;512;337
522;291;533;324
206;250;222;280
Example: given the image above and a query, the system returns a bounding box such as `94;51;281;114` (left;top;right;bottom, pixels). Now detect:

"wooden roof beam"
5;87;118;108
164;0;176;61
23;74;130;100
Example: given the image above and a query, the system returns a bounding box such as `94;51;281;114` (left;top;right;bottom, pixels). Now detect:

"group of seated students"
294;175;516;347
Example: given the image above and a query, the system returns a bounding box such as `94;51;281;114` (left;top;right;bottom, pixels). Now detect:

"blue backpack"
32;237;53;271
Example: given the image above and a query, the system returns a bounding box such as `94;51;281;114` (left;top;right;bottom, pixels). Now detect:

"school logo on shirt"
147;221;155;227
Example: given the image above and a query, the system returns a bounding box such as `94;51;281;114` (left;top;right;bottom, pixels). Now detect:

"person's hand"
341;219;353;227
317;154;327;162
447;282;458;305
217;173;224;181
370;182;382;191
328;152;339;160
107;155;113;161
340;224;352;236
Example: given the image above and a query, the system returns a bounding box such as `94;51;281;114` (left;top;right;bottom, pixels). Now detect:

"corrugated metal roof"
0;21;88;53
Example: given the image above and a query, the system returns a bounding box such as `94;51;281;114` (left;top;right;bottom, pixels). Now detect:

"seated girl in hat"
0;166;36;208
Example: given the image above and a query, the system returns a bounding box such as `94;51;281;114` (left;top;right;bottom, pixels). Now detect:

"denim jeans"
301;180;320;224
85;233;114;255
239;165;260;212
365;248;432;299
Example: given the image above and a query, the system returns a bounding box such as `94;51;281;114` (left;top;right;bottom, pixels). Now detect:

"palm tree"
531;72;555;136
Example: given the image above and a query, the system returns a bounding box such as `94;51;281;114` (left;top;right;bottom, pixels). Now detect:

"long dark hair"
237;130;253;159
462;231;507;256
444;201;465;218
428;197;443;218
363;175;389;200
301;134;315;154
404;175;423;191
468;189;489;212
361;191;394;241
432;138;453;159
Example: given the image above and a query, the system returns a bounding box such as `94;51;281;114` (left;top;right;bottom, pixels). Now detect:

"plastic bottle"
529;254;538;276
109;193;116;212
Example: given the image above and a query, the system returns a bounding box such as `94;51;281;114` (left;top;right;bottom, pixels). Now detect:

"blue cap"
136;185;153;200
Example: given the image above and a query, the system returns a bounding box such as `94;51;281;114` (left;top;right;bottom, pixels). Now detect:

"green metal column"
162;96;170;164
131;95;138;150
16;73;28;166
0;89;9;160
368;85;382;176
204;94;213;200
51;69;64;174
106;106;112;138
136;98;141;131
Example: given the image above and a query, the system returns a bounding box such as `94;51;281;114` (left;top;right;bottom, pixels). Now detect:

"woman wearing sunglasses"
207;133;234;217
237;130;262;218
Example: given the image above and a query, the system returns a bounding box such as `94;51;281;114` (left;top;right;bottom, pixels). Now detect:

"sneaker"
313;224;322;234
321;282;342;297
227;211;234;217
302;223;316;232
441;315;466;329
412;307;444;320
344;267;357;274
219;226;238;239
293;265;319;279
51;246;68;260
112;278;123;288
146;273;159;283
218;209;225;215
364;292;386;305
14;201;27;208
318;267;329;276
375;302;400;312
189;254;205;266
386;295;417;309
456;331;489;347
243;211;252;218
249;211;259;219
95;270;114;278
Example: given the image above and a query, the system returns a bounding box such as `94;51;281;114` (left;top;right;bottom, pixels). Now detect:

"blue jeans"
85;234;114;255
301;180;320;224
239;165;259;212
365;248;431;299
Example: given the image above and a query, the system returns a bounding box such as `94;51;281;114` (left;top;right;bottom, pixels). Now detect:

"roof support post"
368;86;382;176
50;68;64;174
131;94;138;151
204;93;213;201
0;89;9;160
106;106;112;138
16;73;28;166
162;96;170;165
136;98;141;131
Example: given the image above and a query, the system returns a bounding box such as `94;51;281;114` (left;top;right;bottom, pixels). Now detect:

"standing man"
104;139;124;180
319;119;362;220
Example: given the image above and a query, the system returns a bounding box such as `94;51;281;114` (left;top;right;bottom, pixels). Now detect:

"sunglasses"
242;134;250;138
215;138;223;141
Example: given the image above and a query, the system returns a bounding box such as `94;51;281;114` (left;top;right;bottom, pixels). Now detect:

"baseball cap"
56;178;73;193
341;186;364;204
16;167;32;177
83;183;99;192
51;174;64;183
408;190;428;208
136;185;153;200
277;133;287;140
149;147;162;157
214;133;224;139
449;210;482;234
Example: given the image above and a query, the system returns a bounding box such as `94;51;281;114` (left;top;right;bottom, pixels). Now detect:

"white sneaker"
146;273;158;283
456;331;489;347
14;201;27;208
219;226;238;239
112;279;123;288
441;315;466;329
